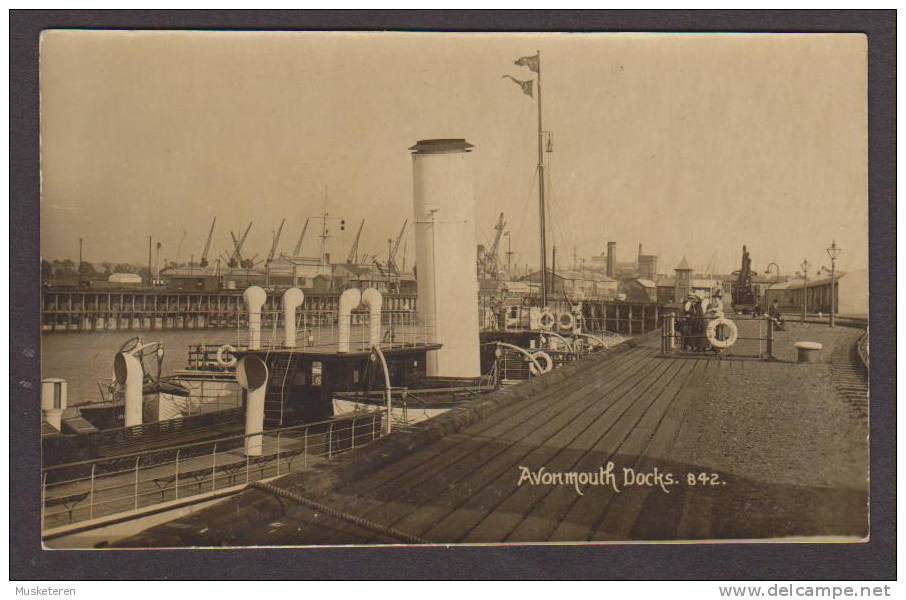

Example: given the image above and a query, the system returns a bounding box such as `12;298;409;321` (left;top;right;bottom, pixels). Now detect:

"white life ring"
529;351;553;376
216;344;238;368
557;311;576;332
705;318;738;350
539;309;556;331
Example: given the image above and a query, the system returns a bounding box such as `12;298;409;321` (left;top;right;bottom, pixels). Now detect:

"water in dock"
42;329;241;406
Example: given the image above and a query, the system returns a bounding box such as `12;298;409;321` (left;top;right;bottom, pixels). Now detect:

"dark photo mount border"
10;10;895;581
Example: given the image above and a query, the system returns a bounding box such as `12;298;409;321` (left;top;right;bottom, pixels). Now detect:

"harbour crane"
266;218;286;264
174;229;187;266
486;212;506;278
292;218;310;257
346;219;366;264
387;220;407;273
228;222;253;268
199;217;217;268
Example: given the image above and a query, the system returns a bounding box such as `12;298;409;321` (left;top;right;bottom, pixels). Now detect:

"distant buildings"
265;256;332;289
523;268;618;300
157;257;417;296
590;241;658;280
764;269;867;316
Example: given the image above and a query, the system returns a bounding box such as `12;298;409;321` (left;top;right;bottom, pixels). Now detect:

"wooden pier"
41;289;417;332
115;323;868;546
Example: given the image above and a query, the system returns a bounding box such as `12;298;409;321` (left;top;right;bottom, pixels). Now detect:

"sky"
40;31;868;278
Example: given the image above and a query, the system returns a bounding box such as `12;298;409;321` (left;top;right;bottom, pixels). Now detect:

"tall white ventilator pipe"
41;378;68;431
410;139;481;377
243;286;267;350
282;287;305;347
337;287;362;353
237;356;269;456
114;351;144;427
361;287;383;348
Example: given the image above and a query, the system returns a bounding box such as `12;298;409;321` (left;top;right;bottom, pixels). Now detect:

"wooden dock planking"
326;350;664;540
588;359;707;540
674;487;715;540
265;336;845;545
460;358;688;543
503;359;701;543
262;346;659;545
499;358;699;543
410;357;681;542
327;347;655;506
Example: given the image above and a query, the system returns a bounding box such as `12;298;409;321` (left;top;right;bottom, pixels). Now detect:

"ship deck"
115;322;868;546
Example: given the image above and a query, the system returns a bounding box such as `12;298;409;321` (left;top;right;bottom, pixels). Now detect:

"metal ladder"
263;355;292;428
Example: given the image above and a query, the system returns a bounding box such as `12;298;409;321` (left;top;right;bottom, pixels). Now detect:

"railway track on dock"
830;330;869;419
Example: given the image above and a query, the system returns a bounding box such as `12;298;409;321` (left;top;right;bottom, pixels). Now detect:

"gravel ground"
663;322;868;539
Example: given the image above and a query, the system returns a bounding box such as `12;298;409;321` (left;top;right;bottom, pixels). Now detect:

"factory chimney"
410;139;481;378
606;241;616;278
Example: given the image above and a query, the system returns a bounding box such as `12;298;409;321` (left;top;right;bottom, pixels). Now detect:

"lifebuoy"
557;311;576;332
529;351;553;376
539;309;556;331
706;318;738;350
216;344;238;368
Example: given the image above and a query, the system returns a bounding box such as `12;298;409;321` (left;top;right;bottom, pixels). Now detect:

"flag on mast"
502;75;534;98
514;53;540;73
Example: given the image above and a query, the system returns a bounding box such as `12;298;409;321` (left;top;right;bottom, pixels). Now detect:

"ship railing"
40;409;388;537
230;310;439;353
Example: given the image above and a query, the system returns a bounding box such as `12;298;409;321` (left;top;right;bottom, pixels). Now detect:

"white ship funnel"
237;355;269;457
410;139;481;377
243;286;267;350
282;287;305;347
114;352;144;427
361;287;383;348
41;378;68;431
338;288;362;353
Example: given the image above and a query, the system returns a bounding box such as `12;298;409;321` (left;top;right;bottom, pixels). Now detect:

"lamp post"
764;262;780;283
826;240;842;328
799;259;810;324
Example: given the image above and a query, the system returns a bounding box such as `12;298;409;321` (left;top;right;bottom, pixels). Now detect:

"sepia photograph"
35;28;871;550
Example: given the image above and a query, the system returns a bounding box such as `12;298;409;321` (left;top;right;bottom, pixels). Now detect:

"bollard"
794;341;823;364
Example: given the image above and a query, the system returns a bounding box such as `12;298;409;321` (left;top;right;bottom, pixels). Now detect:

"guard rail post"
133;456;140;510
211;443;217;492
89;464;96;519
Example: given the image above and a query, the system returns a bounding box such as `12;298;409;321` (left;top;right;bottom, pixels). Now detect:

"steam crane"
228;222;253;268
731;245;757;314
199;217;217;268
387;220;407;273
486;212;506;279
346;219;365;264
266;218;286;265
293;218;310;257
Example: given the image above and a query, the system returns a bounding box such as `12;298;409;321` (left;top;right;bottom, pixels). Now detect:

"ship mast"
536;50;548;308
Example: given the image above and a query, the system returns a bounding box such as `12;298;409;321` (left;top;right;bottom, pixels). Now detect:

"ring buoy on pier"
705;318;738;350
529;351;553;376
557;311;576;333
539;309;556;331
216;344;238;368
